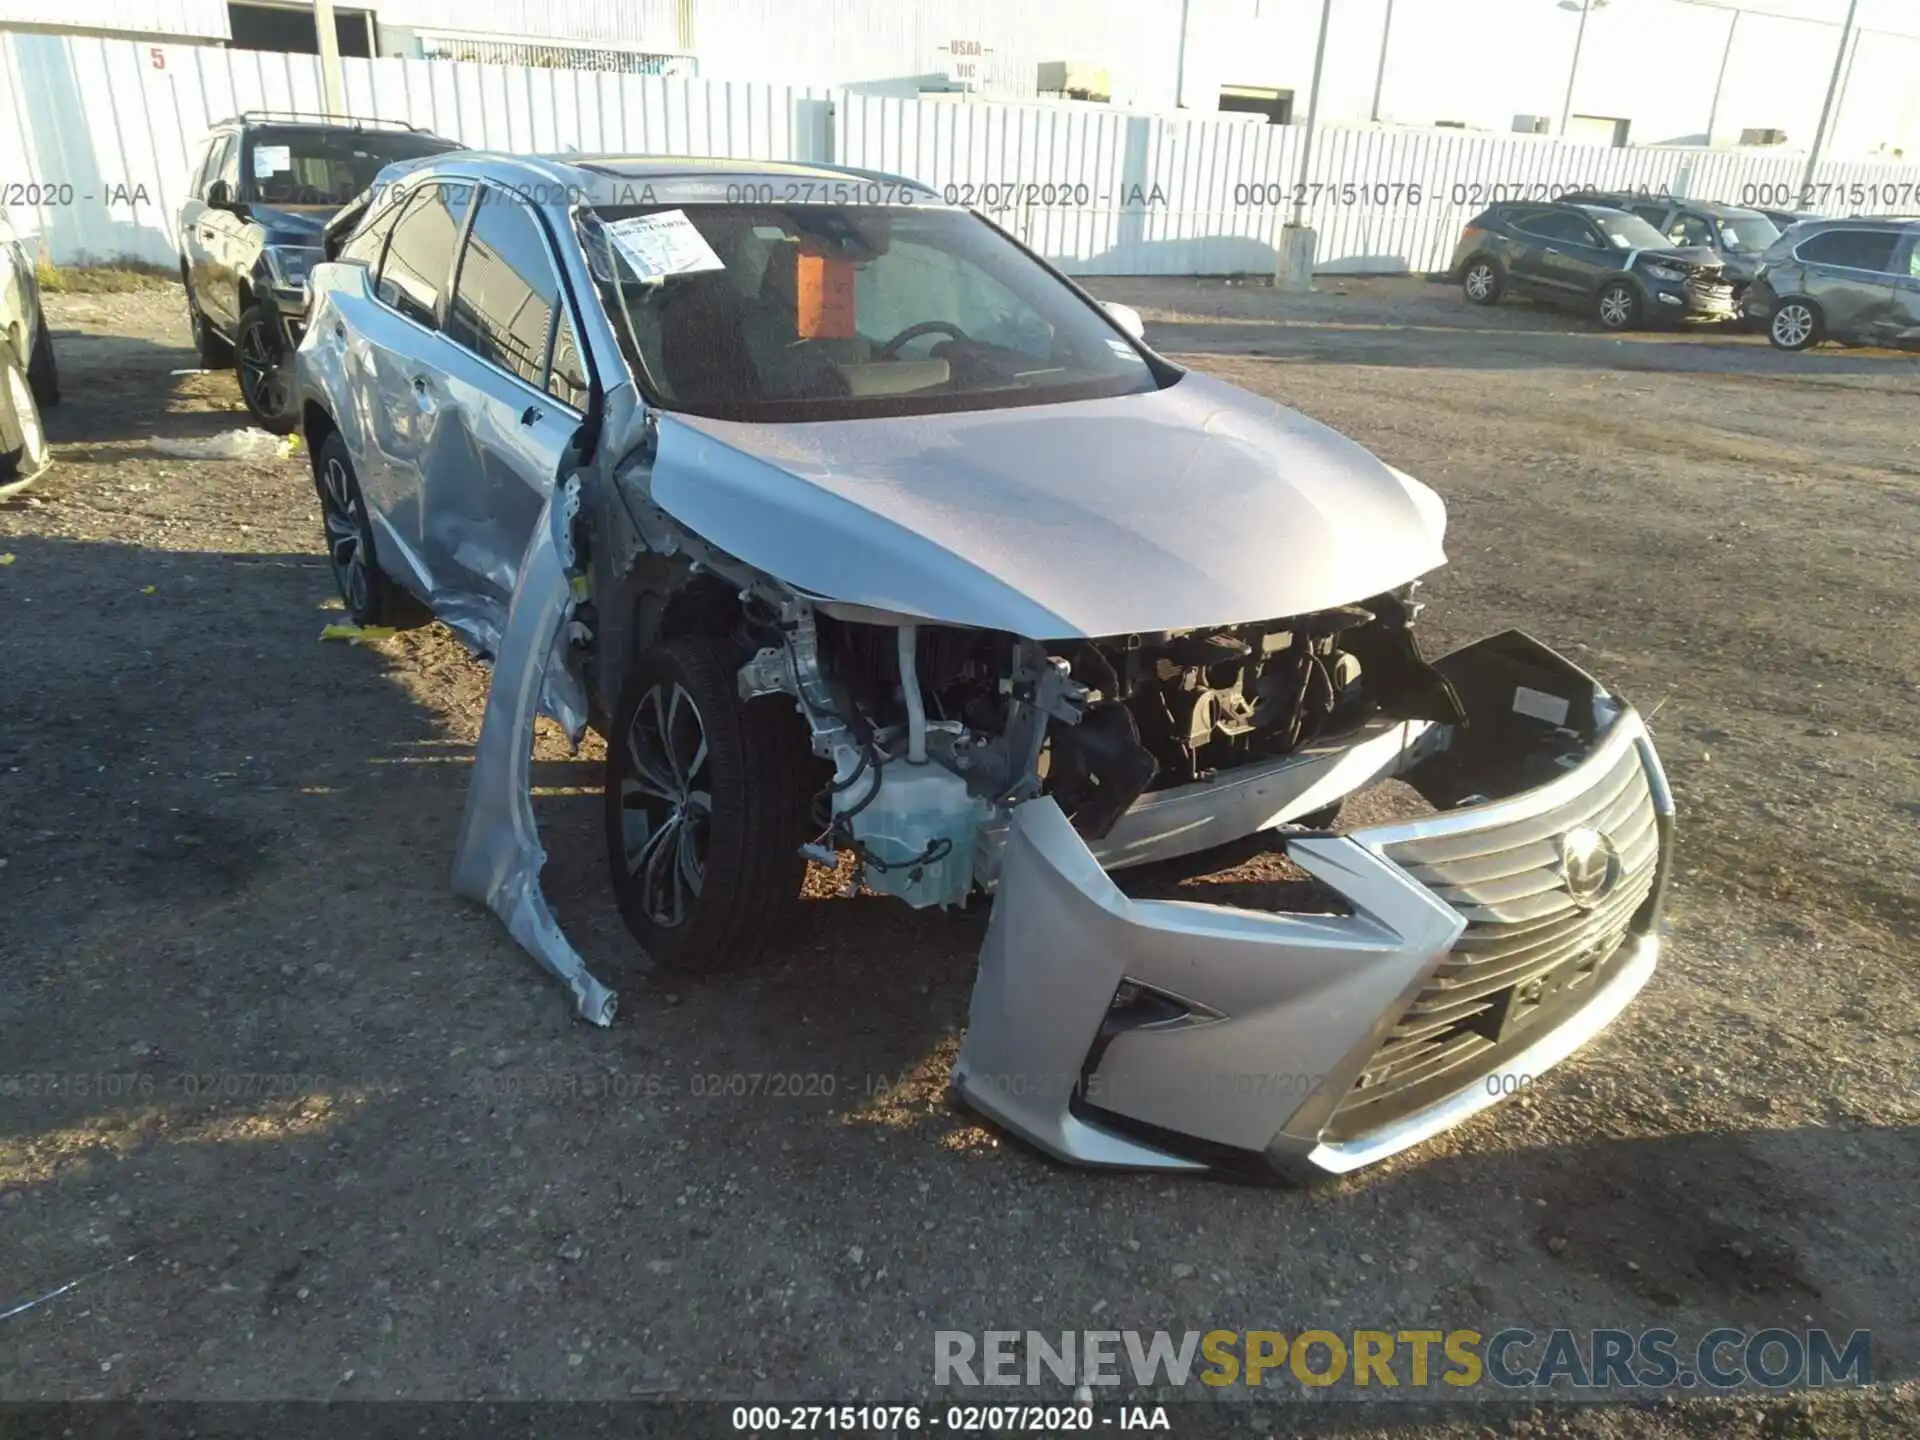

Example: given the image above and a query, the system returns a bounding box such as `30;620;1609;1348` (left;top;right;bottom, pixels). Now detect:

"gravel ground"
1;278;1916;1434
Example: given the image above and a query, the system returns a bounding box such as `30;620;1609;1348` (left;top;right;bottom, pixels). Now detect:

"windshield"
1715;215;1782;253
246;128;461;207
1593;212;1677;251
574;203;1161;422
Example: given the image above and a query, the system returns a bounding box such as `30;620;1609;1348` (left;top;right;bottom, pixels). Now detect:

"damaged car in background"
293;154;1674;1180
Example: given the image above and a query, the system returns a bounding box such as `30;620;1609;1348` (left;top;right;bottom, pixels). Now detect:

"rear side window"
448;188;560;389
1519;211;1599;245
377;181;473;328
1797;229;1900;274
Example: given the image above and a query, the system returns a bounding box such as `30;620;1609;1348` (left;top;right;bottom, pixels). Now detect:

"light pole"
1277;0;1335;290
1704;8;1738;143
1798;0;1860;202
1556;0;1610;139
315;0;347;117
1369;0;1396;123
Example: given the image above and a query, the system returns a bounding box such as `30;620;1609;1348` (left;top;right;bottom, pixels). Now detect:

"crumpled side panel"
450;476;616;1026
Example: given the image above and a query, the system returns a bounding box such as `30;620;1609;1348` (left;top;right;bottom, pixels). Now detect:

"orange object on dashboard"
795;250;856;339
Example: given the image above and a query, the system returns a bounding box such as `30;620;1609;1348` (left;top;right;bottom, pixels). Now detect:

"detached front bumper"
953;631;1674;1178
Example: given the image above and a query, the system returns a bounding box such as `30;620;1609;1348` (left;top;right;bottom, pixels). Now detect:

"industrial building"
0;0;1913;158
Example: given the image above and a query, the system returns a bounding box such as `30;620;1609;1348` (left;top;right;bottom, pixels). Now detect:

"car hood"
1638;245;1723;271
247;204;333;243
646;372;1448;639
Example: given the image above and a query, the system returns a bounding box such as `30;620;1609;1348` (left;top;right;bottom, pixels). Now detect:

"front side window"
377;181;473;328
211;134;241;195
575;203;1159;422
1668;213;1714;248
244;127;461;207
1798;229;1901;274
1715;214;1780;254
448;188;561;391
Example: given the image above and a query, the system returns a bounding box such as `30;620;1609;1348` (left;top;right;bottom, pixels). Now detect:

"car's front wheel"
604;638;813;974
1461;259;1502;305
1768;299;1823;351
1595;281;1641;331
314;431;403;626
236;304;297;434
0;354;51;489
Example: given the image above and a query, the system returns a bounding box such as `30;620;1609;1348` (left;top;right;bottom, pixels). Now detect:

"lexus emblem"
1557;826;1619;910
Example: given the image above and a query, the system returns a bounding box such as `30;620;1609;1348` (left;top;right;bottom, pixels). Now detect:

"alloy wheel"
319;455;369;616
619;682;712;928
1464;264;1494;300
1598;286;1634;329
1772;303;1814;349
238;317;290;421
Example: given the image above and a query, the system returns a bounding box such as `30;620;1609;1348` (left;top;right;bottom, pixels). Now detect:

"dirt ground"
2;276;1917;1434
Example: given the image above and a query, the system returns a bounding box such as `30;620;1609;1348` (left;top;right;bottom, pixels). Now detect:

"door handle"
519;404;544;427
1545;246;1561;255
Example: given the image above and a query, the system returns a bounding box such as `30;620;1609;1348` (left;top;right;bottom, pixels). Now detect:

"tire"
0;354;50;487
1460;258;1502;305
184;278;233;368
1767;298;1823;352
27;313;58;409
313;430;403;626
604;637;813;975
235;303;297;434
1595;280;1641;332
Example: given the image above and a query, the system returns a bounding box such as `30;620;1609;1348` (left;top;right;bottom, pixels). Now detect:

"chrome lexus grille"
1327;739;1661;1136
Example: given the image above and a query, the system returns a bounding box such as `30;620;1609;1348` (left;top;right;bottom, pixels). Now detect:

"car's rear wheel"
184;279;234;368
1595;281;1641;331
1768;299;1822;352
27;315;59;409
1461;259;1502;305
604;638;813;975
314;431;402;626
0;354;51;489
236;304;297;434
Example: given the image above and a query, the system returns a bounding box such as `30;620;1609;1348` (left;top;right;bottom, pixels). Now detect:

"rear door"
185;131;238;325
1882;232;1920;345
1796;227;1901;341
352;178;476;600
435;183;592;613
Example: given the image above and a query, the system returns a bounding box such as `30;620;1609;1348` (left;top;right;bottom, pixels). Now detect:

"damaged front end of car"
452;393;1671;1178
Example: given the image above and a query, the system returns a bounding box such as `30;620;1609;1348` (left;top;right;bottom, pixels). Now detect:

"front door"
433;184;592;621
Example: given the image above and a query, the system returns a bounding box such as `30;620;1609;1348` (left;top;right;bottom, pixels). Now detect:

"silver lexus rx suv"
293;152;1674;1180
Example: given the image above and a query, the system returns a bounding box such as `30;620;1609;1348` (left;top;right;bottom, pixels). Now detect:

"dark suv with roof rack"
177;111;462;431
1448;201;1738;330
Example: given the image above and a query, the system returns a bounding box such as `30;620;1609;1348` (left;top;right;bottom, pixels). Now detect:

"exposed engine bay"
736;588;1467;910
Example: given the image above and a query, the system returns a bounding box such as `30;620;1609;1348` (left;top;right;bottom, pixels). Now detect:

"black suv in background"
1743;217;1920;350
1560;191;1781;299
177;112;462;431
1449;201;1738;330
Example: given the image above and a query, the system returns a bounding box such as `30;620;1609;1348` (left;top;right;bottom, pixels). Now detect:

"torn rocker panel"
450;474;617;1026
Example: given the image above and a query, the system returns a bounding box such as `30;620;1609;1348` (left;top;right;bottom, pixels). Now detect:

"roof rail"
222;110;424;132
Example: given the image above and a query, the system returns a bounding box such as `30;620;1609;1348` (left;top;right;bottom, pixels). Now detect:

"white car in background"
0;203;58;492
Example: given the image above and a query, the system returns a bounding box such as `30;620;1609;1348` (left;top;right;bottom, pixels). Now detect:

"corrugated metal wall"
5;32;1918;273
839;93;1920;276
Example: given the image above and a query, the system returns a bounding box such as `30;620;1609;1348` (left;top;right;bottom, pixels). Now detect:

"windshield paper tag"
603;210;726;283
253;144;292;178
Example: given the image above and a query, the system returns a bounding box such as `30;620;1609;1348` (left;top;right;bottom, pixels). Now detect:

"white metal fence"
5;31;1918;276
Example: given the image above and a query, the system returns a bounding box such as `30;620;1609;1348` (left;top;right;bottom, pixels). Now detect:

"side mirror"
1103;301;1146;342
205;179;239;211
